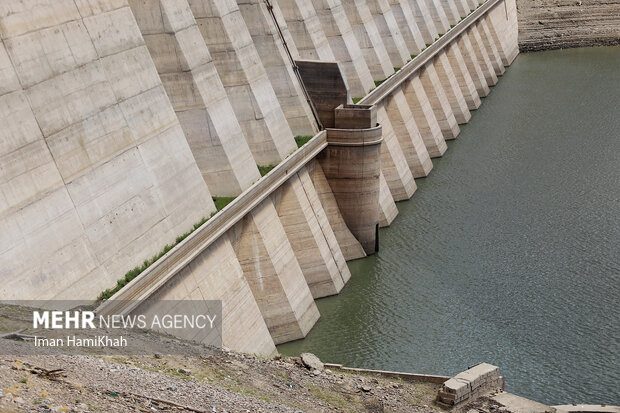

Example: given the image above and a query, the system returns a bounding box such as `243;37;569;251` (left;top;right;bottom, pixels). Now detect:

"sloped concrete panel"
0;1;214;302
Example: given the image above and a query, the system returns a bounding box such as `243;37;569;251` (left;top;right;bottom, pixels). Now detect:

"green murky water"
279;46;620;406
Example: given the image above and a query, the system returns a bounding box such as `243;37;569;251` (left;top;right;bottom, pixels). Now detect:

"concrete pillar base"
419;64;461;140
446;42;482;110
228;200;320;344
274;169;351;298
458;33;491;97
383;88;434;178
435;51;472;124
403;75;447;157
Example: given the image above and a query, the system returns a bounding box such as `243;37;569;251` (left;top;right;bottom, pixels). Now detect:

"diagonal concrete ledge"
359;0;504;106
97;131;328;317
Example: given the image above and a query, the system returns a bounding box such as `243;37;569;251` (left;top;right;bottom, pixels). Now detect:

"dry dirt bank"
516;0;620;51
0;304;442;412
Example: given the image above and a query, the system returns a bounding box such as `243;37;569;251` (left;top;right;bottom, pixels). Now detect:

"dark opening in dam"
278;46;620;406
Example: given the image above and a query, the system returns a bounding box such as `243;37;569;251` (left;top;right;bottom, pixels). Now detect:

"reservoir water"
278;46;620;406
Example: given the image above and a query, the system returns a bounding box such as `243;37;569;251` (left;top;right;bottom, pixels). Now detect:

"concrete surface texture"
0;0;214;302
127;0;260;197
341;0;394;80
0;0;522;355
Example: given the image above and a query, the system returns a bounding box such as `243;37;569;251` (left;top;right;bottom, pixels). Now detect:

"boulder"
300;353;324;371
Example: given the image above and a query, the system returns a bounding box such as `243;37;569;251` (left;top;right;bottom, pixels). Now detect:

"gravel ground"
0;342;442;412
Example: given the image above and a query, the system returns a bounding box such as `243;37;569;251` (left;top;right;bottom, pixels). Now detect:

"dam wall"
1;0;518;354
516;0;620;51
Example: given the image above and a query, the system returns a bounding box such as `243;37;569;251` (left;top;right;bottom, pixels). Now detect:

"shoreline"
516;0;620;52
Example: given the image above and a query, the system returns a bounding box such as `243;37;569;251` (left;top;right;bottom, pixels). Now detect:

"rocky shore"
516;0;620;51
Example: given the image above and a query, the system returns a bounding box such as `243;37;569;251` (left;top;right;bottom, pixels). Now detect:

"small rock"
154;353;162;359
179;368;192;375
167;386;177;392
273;354;282;361
538;20;544;25
324;369;332;374
312;369;321;376
0;389;3;398
363;397;384;412
13;397;25;404
300;353;324;371
361;385;372;392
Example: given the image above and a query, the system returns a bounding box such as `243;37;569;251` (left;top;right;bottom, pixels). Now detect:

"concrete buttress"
275;0;337;60
402;75;447;157
273;170;351;298
128;0;259;197
228;200;320;344
425;0;451;34
383;88;434;178
457;32;491;96
132;236;277;355
434;51;472;124
376;105;417;201
378;172;398;227
387;0;427;55
306;161;366;260
445;41;482;110
478;19;506;75
439;0;462;26
486;0;518;65
419;63;461;139
467;26;499;86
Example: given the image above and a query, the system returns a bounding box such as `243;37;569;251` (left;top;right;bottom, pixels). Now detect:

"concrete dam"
0;0;519;355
